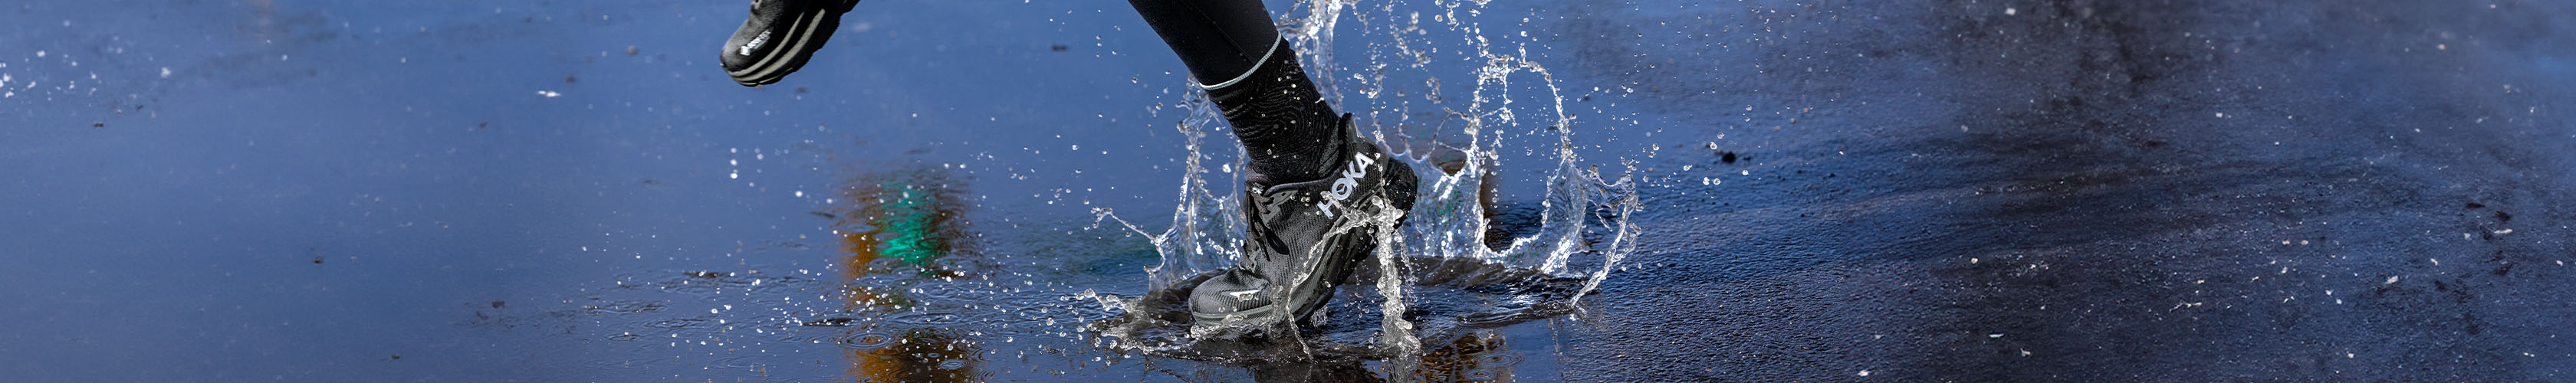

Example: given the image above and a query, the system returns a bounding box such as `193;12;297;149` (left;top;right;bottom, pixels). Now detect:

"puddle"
567;0;1645;376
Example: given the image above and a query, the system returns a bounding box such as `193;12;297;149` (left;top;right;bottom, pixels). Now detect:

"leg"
1127;0;1344;182
1123;0;1276;82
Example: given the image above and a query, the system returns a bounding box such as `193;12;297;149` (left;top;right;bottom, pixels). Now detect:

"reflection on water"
826;165;984;382
833;167;972;279
1240;330;1520;383
1415;331;1516;383
837;328;981;383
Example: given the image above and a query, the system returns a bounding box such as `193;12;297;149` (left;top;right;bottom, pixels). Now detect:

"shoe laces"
1241;188;1291;257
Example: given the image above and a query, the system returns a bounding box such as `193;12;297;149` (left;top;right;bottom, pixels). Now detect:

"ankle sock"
1205;39;1344;182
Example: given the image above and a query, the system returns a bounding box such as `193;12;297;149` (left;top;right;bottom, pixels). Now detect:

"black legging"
1128;0;1343;182
1126;0;1278;83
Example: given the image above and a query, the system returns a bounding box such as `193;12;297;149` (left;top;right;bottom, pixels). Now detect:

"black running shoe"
1189;115;1418;340
720;0;859;87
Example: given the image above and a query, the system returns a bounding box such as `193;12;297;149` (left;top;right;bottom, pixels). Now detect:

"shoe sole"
1190;224;1374;336
726;1;854;86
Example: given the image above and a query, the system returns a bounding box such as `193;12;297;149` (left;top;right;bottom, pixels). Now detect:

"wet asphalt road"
4;0;2574;381
1558;0;2576;381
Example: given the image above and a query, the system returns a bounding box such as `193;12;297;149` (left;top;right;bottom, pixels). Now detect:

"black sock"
1206;40;1343;182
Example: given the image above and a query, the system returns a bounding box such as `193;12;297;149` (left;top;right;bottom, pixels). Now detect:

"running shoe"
1190;115;1419;340
720;0;859;87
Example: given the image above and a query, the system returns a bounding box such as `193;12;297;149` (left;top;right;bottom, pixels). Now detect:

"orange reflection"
833;168;971;281
1415;331;1514;383
1244;330;1520;382
827;165;981;382
838;328;980;383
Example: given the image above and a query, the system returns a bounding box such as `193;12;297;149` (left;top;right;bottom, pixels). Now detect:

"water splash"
1090;0;1644;372
1102;87;1247;294
1295;0;1644;321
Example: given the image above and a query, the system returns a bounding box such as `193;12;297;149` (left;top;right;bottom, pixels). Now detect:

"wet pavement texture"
5;0;2574;381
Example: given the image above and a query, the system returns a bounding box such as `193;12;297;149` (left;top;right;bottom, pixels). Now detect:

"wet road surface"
1559;0;2576;381
3;0;2573;381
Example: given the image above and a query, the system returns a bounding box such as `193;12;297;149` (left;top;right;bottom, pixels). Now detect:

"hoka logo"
740;31;770;56
1313;153;1375;218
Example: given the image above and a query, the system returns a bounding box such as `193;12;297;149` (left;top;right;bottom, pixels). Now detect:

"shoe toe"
719;16;782;84
719;29;764;72
1187;272;1273;316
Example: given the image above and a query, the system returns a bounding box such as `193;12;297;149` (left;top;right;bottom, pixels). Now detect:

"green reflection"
826;165;983;382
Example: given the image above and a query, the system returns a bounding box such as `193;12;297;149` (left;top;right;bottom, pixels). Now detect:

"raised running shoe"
1190;116;1418;340
720;0;859;87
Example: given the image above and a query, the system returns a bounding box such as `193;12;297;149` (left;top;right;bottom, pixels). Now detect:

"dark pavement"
1555;0;2576;381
